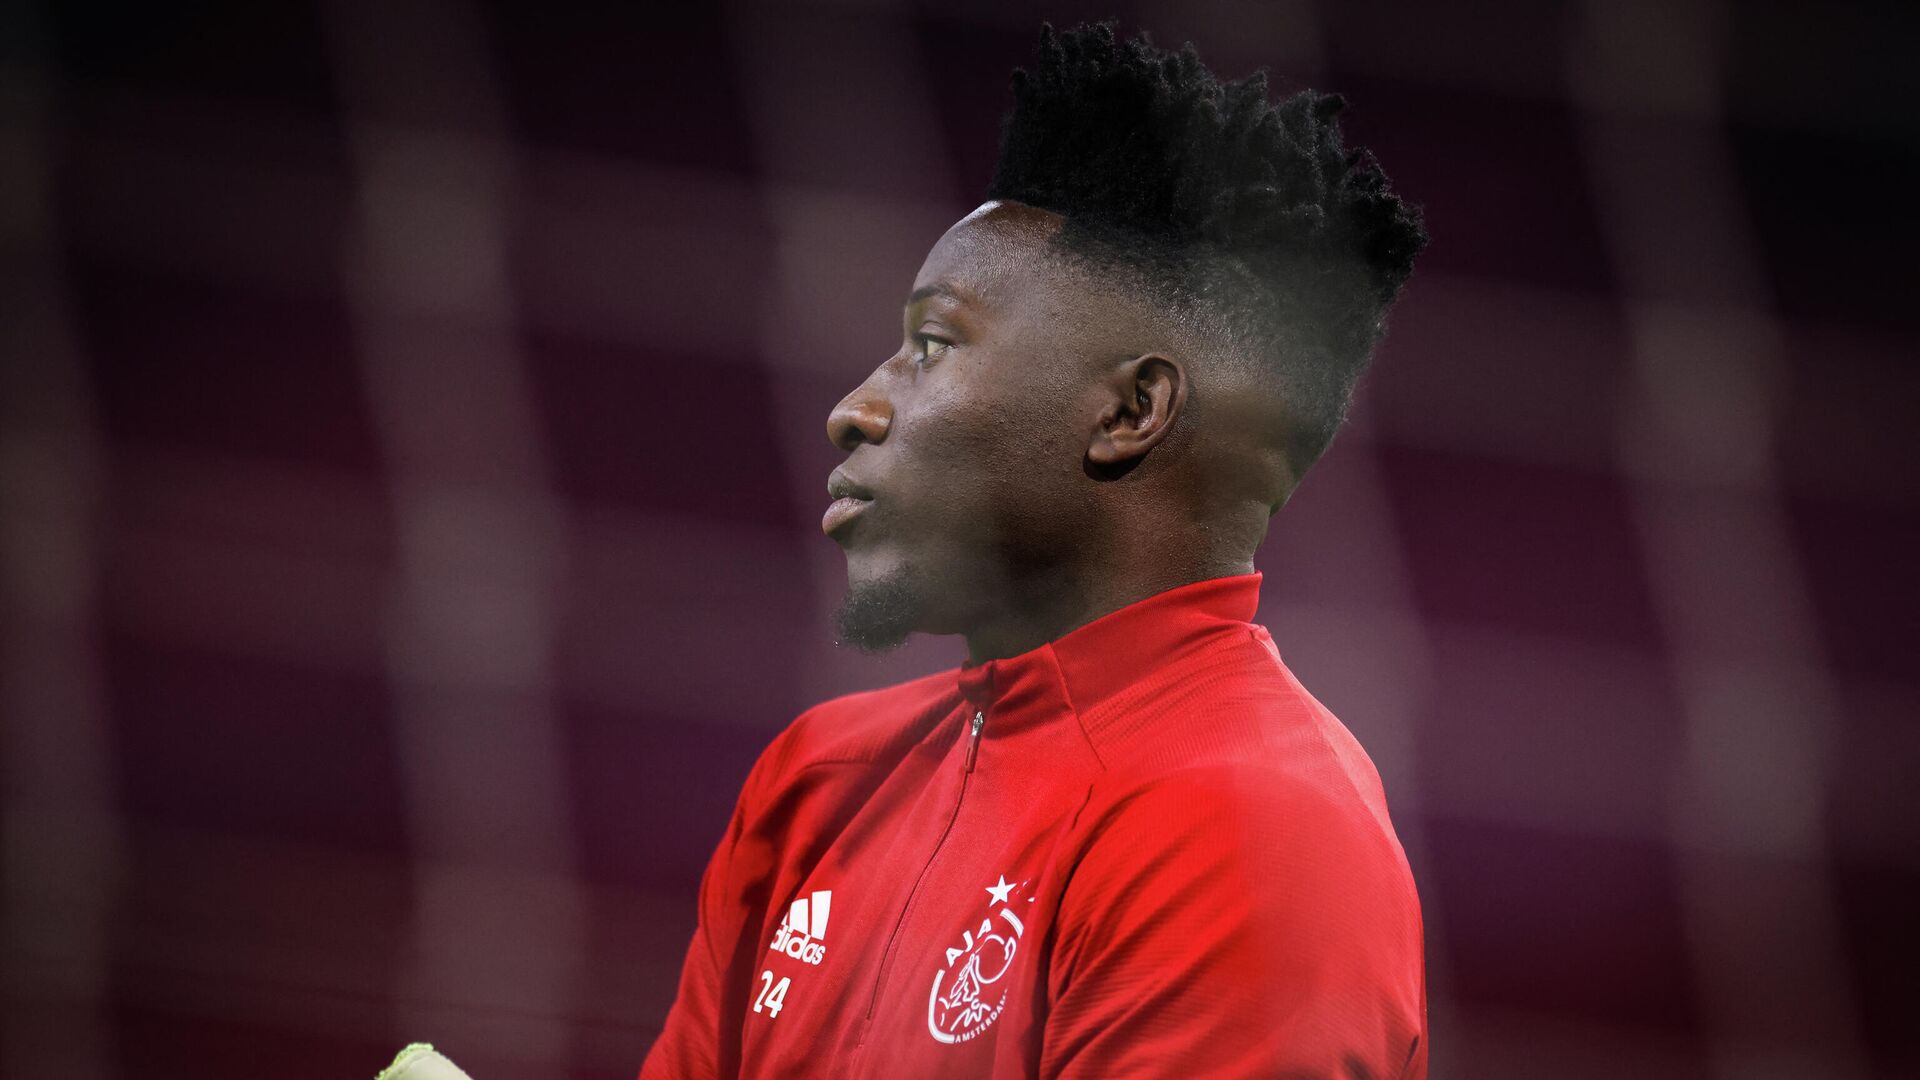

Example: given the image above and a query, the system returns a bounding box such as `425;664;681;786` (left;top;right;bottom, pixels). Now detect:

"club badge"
927;874;1029;1044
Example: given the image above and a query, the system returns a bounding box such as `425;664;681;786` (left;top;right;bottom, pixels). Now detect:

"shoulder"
1067;646;1415;913
739;665;960;806
1097;625;1403;838
1055;756;1423;988
1074;756;1406;881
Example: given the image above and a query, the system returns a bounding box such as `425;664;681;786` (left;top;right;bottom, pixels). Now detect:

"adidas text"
769;924;827;965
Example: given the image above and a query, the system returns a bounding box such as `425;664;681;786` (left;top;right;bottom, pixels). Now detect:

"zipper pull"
963;710;984;773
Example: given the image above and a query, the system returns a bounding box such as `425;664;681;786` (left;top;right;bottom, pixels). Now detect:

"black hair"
986;21;1427;477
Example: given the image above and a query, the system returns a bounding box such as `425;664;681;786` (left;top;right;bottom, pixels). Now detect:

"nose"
827;371;892;451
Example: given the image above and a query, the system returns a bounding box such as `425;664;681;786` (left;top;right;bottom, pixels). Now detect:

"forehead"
910;201;1067;305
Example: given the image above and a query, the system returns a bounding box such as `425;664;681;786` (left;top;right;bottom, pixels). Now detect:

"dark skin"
825;200;1294;662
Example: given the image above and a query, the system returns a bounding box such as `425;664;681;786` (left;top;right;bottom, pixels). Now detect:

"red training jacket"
641;573;1427;1079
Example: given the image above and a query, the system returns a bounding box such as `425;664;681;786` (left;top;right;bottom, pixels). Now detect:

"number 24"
753;970;790;1018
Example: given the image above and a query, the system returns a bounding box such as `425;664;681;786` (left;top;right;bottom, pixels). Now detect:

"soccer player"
643;22;1429;1080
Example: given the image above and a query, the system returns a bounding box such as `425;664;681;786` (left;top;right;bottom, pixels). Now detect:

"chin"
832;556;930;654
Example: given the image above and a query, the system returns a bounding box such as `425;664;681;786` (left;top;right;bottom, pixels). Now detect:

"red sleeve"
638;791;748;1080
1041;765;1427;1080
639;726;796;1080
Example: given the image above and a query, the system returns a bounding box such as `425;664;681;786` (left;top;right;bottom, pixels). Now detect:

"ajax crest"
927;874;1028;1044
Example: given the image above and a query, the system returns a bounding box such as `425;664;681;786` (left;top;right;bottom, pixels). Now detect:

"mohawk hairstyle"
987;21;1427;477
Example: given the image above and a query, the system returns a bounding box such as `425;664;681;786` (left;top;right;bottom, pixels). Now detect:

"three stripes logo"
768;889;832;966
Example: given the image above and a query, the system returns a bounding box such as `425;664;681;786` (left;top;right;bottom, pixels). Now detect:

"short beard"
831;569;926;654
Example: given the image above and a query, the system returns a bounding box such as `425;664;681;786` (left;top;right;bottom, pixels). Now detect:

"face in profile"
823;201;1102;653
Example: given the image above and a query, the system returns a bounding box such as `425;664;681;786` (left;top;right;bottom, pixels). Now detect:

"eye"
911;333;955;365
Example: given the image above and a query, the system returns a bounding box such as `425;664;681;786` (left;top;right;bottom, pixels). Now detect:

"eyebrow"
906;281;968;307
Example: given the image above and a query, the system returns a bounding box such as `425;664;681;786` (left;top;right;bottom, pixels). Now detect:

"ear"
1086;354;1186;470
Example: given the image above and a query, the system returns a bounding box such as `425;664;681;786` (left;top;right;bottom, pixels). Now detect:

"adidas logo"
768;889;831;966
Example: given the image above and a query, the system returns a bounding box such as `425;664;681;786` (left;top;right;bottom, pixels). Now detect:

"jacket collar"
953;573;1263;720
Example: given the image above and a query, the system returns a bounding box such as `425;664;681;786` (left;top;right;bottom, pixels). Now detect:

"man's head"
826;22;1426;655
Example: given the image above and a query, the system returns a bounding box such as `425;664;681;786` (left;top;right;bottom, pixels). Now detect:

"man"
643;22;1429;1079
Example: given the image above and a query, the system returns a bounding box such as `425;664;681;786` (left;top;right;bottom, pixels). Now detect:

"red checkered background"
3;2;1915;1078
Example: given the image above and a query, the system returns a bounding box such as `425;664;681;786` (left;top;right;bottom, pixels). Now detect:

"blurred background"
3;0;1915;1077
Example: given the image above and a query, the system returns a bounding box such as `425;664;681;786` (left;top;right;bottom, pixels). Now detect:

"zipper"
861;708;985;1027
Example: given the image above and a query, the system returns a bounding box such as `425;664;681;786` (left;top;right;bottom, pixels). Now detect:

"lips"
821;496;870;537
824;468;875;538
